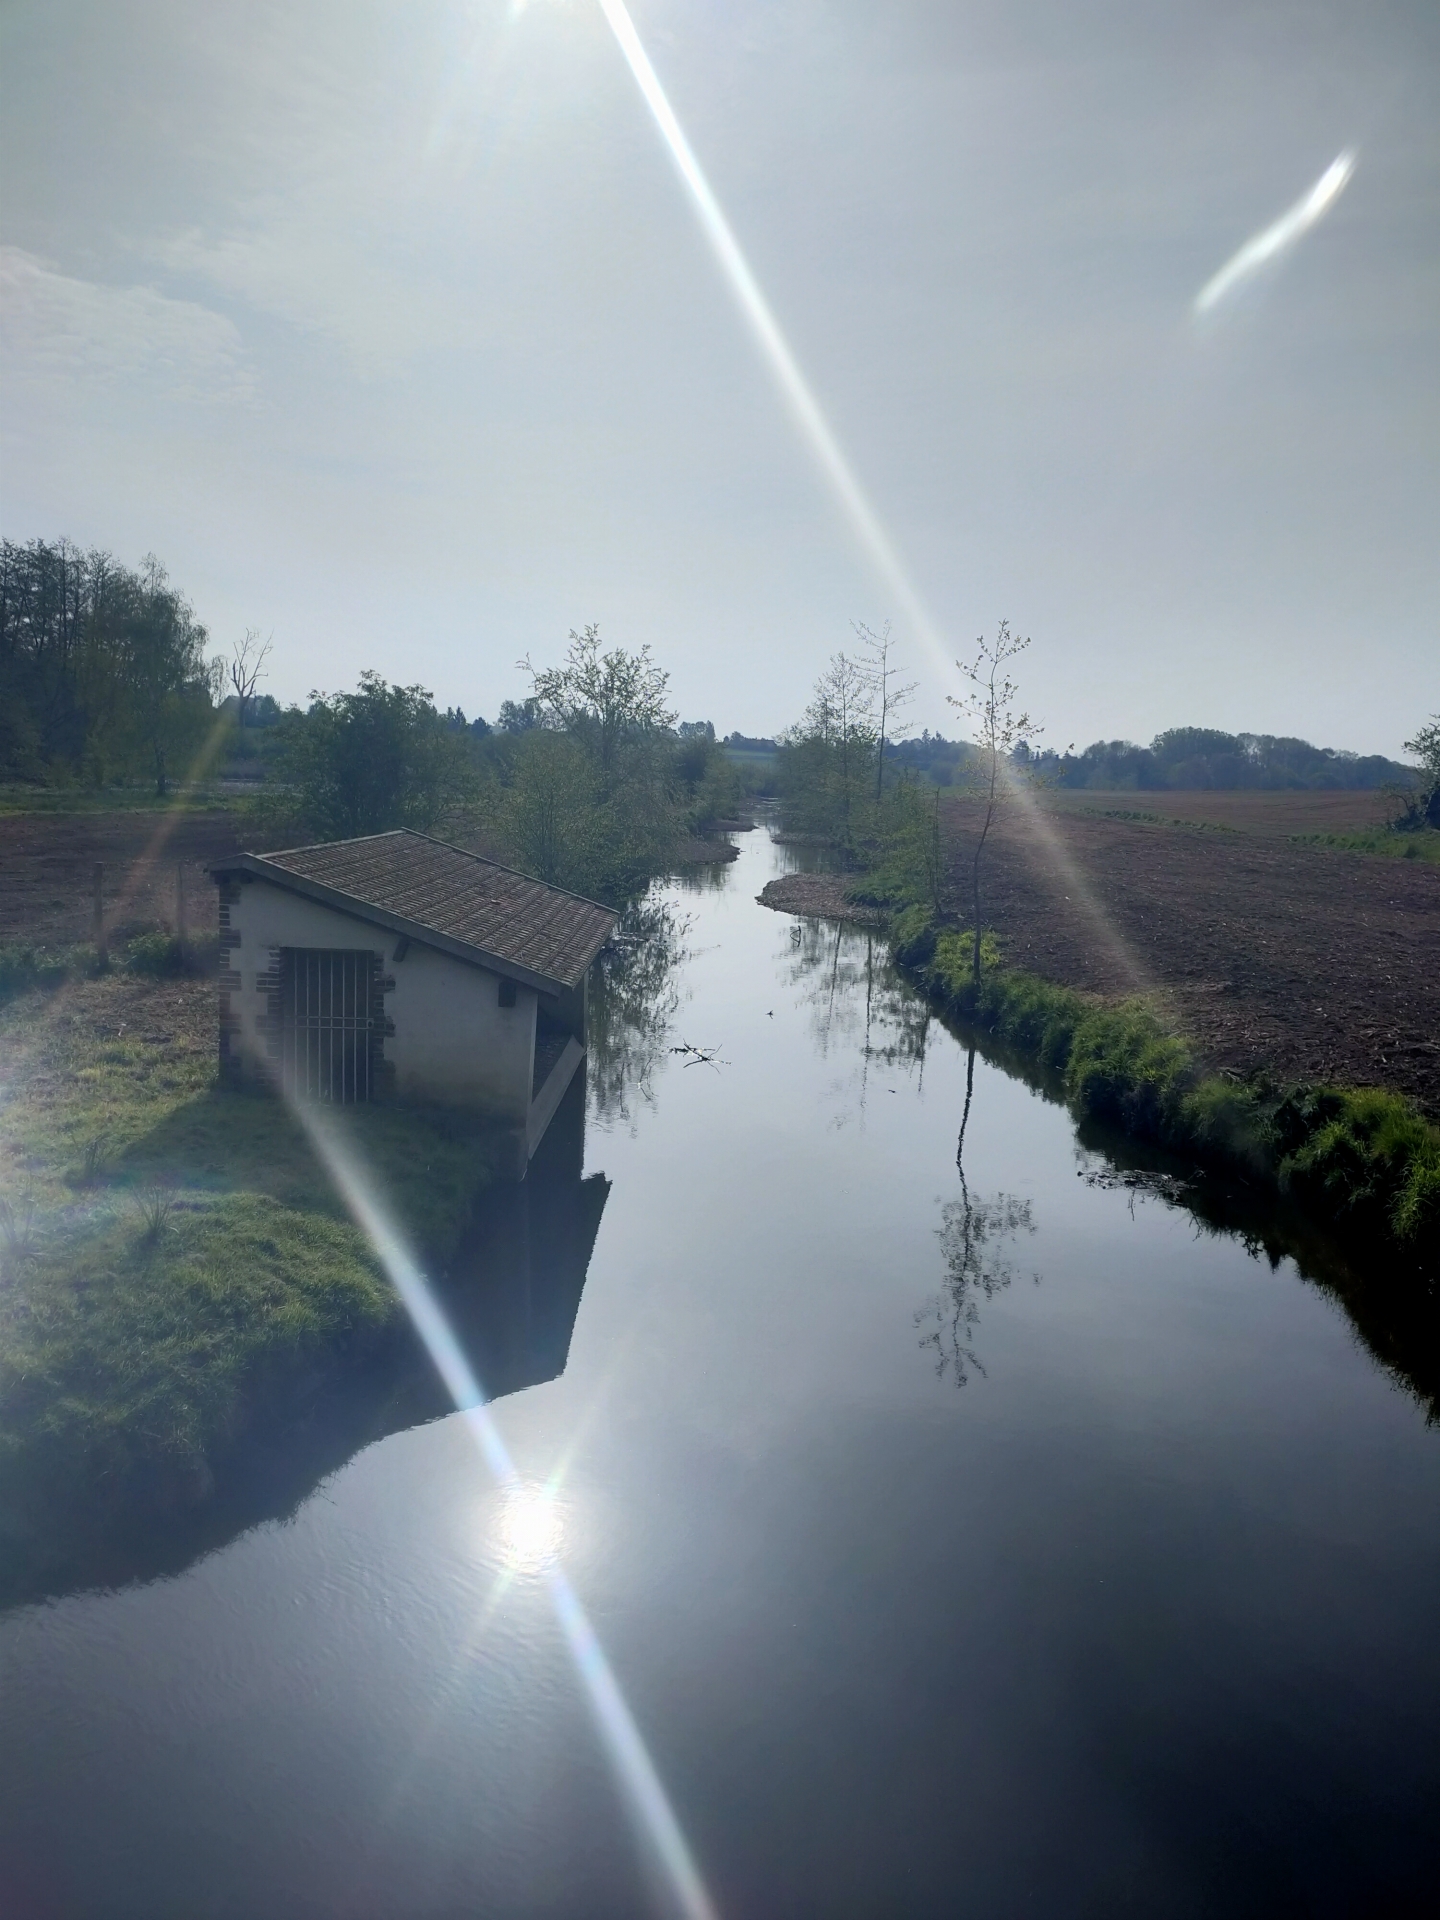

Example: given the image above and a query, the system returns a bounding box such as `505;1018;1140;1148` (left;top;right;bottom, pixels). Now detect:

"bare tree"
807;650;876;858
947;621;1042;988
229;628;273;729
855;620;916;804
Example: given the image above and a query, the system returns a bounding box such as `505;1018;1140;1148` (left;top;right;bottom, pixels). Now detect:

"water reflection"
1070;1115;1440;1422
493;1482;567;1576
588;895;692;1130
783;918;932;1122
917;1045;1039;1386
774;882;1437;1419
0;1073;609;1613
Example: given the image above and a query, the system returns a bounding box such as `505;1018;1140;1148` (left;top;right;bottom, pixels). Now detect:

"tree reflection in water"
917;1046;1039;1387
782;918;933;1119
587;895;692;1131
781;916;1040;1381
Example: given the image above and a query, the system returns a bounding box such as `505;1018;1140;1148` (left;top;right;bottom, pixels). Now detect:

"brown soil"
672;836;741;866
761;796;1440;1116
0;810;248;948
1046;788;1397;835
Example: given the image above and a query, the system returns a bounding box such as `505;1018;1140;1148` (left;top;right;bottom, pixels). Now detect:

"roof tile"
236;832;616;989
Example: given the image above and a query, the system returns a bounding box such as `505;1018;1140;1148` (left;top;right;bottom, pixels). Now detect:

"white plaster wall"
388;938;535;1118
227;879;536;1120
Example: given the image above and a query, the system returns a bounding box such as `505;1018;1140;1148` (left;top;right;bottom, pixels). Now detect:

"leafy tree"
779;651;878;860
1398;715;1440;830
496;698;539;734
948;622;1041;987
483;631;716;899
521;624;676;778
501;732;600;889
276;672;471;839
122;557;218;795
673;722;744;831
0;539;219;790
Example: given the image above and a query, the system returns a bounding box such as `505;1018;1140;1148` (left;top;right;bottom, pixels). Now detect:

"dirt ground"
0;808;740;955
1046;787;1397;834
0;809;248;948
764;792;1440;1116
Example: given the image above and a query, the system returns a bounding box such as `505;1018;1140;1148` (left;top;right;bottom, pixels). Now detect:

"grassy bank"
0;966;499;1515
0;930;215;1008
1290;827;1440;864
882;902;1439;1271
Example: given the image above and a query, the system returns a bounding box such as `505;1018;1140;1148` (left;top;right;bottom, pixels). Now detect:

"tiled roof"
216;831;617;991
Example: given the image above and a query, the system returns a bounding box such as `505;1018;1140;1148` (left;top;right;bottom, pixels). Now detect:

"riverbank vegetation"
0;964;498;1517
253;634;746;904
3;541;749;905
772;645;1439;1272
886;906;1437;1263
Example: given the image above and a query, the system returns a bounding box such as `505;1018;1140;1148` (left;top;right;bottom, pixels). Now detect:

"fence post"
92;863;107;967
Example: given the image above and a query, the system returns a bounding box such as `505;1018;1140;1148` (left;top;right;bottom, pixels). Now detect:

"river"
2;821;1437;1917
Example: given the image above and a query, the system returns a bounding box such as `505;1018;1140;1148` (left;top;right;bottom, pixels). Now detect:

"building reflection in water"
586;894;692;1131
0;1070;609;1614
439;1069;609;1405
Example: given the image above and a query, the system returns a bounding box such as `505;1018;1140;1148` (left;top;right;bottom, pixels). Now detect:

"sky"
2;0;1436;754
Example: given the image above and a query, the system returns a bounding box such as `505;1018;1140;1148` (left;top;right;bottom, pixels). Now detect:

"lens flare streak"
286;1098;718;1920
1194;150;1355;316
594;0;949;674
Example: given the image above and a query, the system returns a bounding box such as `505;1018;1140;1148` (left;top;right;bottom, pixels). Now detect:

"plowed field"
763;793;1440;1116
0;810;245;948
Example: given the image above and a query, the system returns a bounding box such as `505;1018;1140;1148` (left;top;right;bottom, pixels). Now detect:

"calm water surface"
3;825;1438;1917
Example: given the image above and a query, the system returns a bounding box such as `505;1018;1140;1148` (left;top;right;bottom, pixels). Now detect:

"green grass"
889;902;1439;1265
1290;828;1440;863
0;973;499;1503
0;930;217;1007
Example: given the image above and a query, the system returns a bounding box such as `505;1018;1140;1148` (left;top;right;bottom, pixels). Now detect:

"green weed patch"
0;972;499;1506
889;903;1439;1266
1290;829;1440;863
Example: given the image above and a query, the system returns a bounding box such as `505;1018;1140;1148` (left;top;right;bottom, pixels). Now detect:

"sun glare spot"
496;1484;566;1573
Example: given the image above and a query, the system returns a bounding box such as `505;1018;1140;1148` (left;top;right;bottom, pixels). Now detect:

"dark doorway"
279;947;380;1103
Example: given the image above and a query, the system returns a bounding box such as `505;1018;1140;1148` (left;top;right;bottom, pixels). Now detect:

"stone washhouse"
210;830;618;1176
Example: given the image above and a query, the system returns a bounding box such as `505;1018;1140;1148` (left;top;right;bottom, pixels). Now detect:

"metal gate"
279;948;379;1103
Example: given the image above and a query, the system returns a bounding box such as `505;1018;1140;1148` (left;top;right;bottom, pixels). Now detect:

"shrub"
125;931;194;977
0;942;100;1005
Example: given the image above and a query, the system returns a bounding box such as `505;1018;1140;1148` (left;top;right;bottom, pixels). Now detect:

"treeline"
877;726;1411;792
264;628;747;904
1;539;218;793
1039;727;1410;792
1;539;752;903
800;725;1413;796
775;646;948;910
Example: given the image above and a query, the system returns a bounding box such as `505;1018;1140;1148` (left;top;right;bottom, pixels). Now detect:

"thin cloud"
0;247;254;401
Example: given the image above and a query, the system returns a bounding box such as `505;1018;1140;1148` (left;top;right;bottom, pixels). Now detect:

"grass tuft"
0;969;501;1503
887;903;1440;1265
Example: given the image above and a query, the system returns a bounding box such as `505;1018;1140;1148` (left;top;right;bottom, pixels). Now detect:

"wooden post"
175;862;186;948
92;863;107;966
